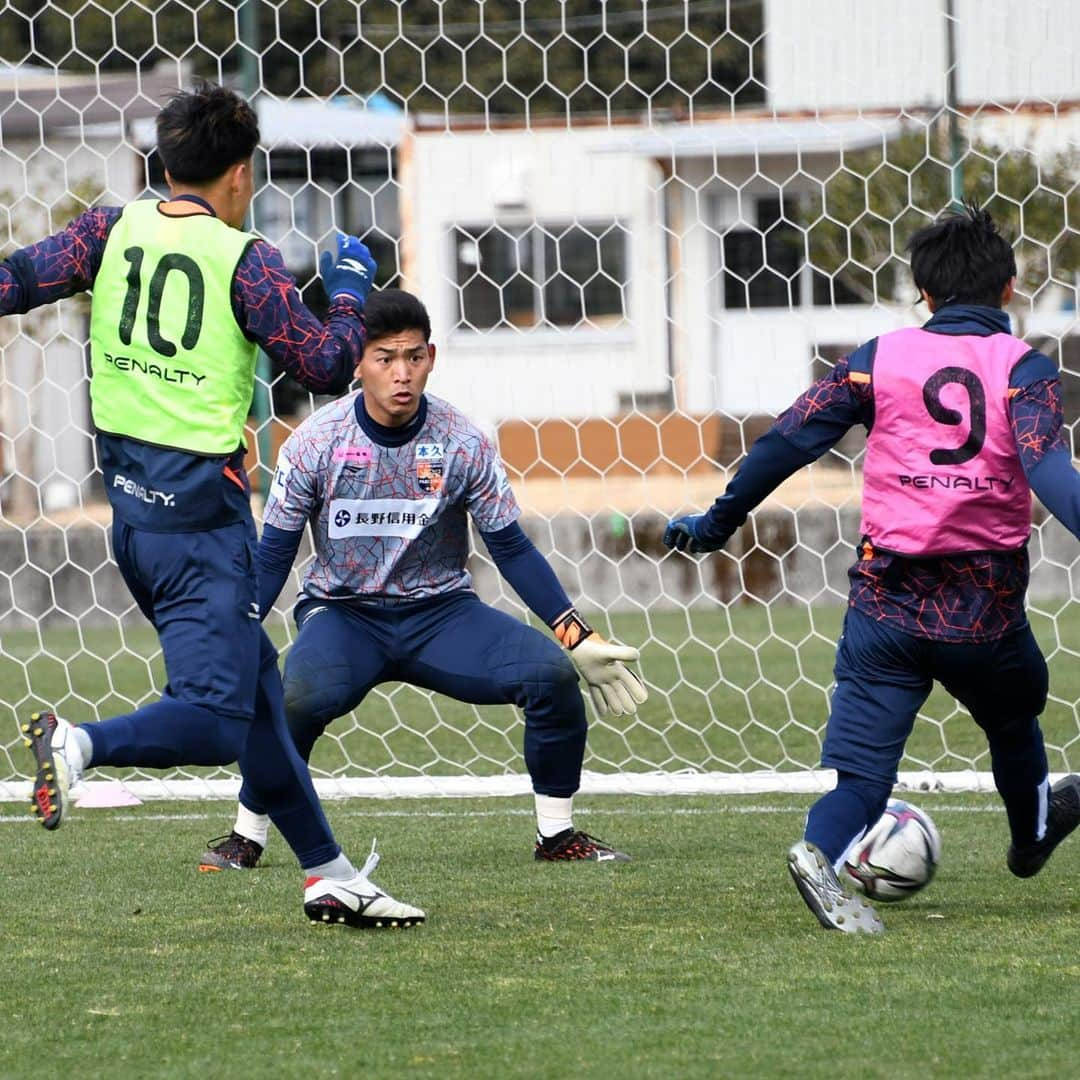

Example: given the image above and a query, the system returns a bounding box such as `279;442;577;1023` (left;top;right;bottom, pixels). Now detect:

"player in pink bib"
664;205;1080;933
861;326;1031;554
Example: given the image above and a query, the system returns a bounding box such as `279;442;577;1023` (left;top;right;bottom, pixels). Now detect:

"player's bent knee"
982;712;1041;748
521;653;579;697
283;677;346;740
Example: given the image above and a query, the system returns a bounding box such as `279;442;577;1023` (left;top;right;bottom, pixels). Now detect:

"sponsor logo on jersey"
111;474;176;507
269;456;293;501
897;474;1016;492
327;497;441;539
416;442;444;494
104;353;206;386
333;446;373;465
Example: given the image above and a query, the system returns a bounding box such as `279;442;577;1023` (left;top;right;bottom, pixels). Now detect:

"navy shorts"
823;606;1049;783
277;589;585;797
111;517;262;719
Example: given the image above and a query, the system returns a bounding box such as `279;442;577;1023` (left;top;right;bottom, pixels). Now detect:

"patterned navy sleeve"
1010;349;1080;541
0;207;120;314
774;356;872;457
1008;351;1069;475
232;240;365;396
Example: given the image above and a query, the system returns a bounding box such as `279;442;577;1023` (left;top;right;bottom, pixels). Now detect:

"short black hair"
907;202;1017;308
363;288;432;344
156;81;259;185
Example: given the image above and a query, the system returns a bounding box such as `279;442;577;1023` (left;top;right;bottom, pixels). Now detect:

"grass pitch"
2;794;1078;1079
4;604;1080;783
2;607;1079;1076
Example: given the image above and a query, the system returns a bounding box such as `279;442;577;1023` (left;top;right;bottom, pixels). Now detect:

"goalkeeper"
200;287;647;871
2;81;423;929
664;204;1080;934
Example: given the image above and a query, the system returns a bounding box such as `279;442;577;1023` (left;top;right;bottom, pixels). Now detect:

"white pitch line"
0;802;1005;825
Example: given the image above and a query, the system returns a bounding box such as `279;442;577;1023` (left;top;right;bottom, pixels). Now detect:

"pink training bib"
860;326;1032;556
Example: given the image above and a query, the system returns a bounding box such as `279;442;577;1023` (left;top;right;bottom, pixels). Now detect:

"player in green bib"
89;198;260;455
3;81;424;929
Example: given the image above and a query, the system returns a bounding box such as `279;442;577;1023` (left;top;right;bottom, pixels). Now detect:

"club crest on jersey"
415;442;444;494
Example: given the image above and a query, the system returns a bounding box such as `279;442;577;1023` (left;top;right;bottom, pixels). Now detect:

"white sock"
71;725;93;770
306;853;357;882
535;794;574;838
234;803;271;848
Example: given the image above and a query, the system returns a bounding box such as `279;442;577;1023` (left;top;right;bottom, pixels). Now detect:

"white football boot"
303;842;425;929
788;840;884;935
23;710;84;830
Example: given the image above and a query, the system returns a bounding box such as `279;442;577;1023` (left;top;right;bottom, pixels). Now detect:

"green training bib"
89;200;258;455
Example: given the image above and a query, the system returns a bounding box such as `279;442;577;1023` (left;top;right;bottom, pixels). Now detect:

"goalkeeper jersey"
265;391;520;600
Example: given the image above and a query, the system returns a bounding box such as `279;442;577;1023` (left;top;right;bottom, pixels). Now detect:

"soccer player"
664;204;1080;934
1;81;423;928
199;287;648;871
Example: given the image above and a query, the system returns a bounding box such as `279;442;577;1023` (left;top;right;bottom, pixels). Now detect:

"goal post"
2;1;1078;801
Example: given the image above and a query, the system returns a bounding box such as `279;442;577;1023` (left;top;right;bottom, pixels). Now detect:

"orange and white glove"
551;608;649;718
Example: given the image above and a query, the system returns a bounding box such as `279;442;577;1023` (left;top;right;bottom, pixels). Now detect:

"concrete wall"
4;503;1076;631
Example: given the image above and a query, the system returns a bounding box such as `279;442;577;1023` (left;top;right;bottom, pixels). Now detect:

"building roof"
257;93;404;149
0;64;182;141
0;65;405;151
599;115;907;158
128;92;405;152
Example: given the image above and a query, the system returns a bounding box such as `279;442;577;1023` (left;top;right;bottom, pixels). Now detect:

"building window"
723;197;801;309
722;196;861;309
454;221;628;331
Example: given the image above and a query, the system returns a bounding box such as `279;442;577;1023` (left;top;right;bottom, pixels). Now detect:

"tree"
0;0;765;118
803;128;1080;312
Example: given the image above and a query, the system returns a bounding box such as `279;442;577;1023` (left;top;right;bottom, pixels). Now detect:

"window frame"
450;218;632;336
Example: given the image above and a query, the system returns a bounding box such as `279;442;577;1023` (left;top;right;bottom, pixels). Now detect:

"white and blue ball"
843;799;941;903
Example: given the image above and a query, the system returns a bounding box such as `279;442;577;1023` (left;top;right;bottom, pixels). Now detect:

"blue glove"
663;513;719;554
319;233;376;305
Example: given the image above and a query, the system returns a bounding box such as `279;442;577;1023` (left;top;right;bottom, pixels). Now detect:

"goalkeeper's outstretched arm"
480;523;648;717
256;523;305;619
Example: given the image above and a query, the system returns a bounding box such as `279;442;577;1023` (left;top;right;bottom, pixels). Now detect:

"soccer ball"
843;799;941;903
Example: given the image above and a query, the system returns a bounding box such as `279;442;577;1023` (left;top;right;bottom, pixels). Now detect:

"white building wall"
672;155;917;416
403;127;669;426
0;134;141;515
968;109;1080;158
766;0;1079;114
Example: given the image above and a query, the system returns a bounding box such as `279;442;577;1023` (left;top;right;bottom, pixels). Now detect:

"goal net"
2;1;1078;801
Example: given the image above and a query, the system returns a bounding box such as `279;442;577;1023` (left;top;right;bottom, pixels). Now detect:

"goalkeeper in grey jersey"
200;289;647;870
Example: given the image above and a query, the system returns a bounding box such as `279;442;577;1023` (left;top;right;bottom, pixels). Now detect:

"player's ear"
230;159;250;193
427;343;436;368
1000;277;1015;306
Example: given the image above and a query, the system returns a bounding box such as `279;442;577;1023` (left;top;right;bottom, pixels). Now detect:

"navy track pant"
240;590;586;813
83;518;340;867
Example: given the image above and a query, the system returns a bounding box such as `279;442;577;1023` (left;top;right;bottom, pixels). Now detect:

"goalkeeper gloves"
663;513;724;554
319;233;377;305
551;608;648;718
